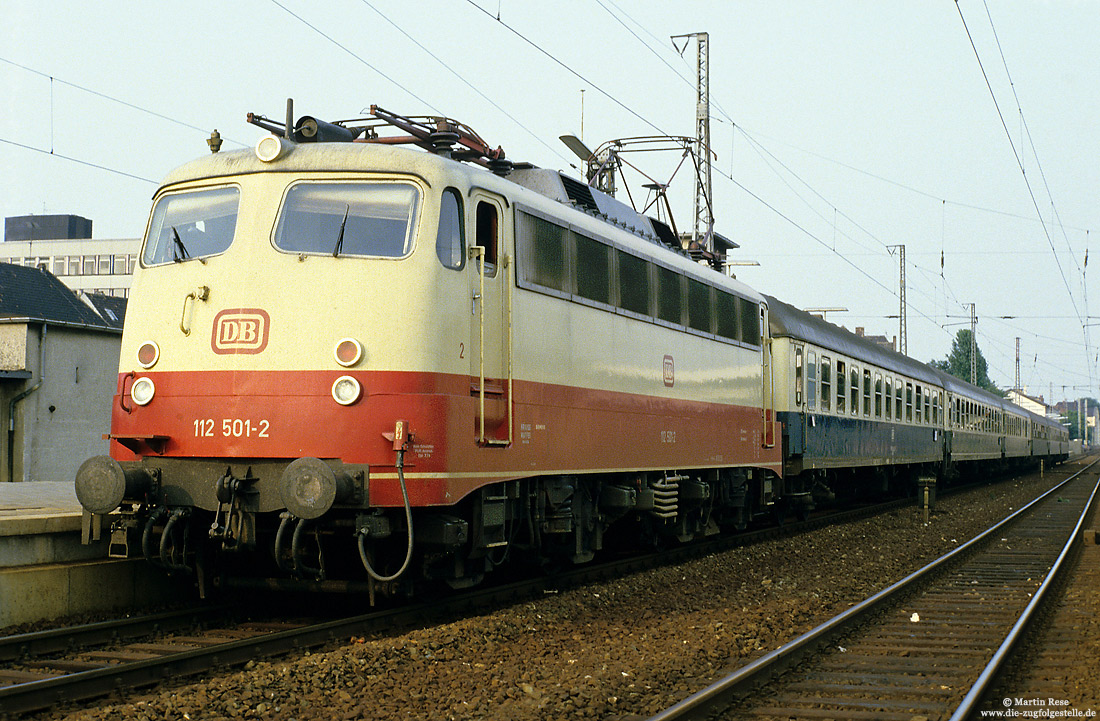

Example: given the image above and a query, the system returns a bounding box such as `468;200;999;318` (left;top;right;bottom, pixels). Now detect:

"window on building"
83;256;97;275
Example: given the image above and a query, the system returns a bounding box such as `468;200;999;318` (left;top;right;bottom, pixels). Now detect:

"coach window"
932;393;940;426
906;382;914;422
874;373;883;418
716;291;739;340
850;366;859;416
687;278;712;333
820;356;832;411
885;377;893;419
436;188;465;270
925;394;932;426
617;251;651;316
863;369;872;417
835;360;845;413
806;350;817;411
915;385;923;424
576;233;610;304
896;382;904;421
657;265;683;325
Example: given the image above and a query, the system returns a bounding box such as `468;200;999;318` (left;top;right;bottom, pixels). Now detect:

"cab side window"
436;188;464;270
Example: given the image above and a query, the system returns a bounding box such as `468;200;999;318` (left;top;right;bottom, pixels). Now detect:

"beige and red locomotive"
75;108;783;594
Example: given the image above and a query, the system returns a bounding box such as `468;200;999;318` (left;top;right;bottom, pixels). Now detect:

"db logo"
663;355;675;387
211;309;270;354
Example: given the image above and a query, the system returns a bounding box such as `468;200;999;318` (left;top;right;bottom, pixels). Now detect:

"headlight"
334;338;363;367
131;377;156;406
331;375;361;405
256;134;286;162
137;341;160;369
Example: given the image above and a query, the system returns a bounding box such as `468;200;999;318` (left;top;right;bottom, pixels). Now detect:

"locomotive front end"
75;137;469;595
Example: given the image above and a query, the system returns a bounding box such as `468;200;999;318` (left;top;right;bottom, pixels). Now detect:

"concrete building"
1006;388;1050;417
1;263;124;483
5;214;93;243
0;236;140;298
3;212;139;297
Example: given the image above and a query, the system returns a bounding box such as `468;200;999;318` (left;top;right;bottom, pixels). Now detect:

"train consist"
74;105;1070;597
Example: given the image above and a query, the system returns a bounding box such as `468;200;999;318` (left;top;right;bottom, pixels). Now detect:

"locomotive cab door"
468;191;513;446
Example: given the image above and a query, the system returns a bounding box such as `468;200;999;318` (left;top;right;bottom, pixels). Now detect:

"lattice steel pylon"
888;245;907;356
672;32;713;252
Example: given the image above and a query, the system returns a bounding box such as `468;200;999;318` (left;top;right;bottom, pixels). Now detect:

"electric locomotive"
75;106;784;596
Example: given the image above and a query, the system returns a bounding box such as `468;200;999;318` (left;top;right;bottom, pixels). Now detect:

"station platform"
0;481;189;629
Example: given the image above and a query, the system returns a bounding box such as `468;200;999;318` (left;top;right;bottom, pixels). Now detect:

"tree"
929;329;1003;395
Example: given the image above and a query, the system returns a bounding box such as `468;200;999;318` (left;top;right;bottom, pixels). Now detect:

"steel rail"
0;488;932;715
647;456;1100;721
0;605;233;663
948;462;1100;720
0;468;1036;716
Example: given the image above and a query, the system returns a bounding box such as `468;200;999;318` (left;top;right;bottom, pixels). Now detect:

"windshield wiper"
171;227;190;263
332;204;350;258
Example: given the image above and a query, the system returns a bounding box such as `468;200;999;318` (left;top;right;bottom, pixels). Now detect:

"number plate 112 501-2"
193;418;270;438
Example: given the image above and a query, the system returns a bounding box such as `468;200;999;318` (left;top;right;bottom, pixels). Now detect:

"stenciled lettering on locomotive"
211;308;271;354
663;354;675;388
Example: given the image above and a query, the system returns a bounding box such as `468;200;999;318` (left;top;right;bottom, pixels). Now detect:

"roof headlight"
334;338;363;367
256;134;286;162
137;341;160;369
131;377;156;406
331;375;361;406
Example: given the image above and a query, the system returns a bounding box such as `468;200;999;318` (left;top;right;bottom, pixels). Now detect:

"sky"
2;1;1098;406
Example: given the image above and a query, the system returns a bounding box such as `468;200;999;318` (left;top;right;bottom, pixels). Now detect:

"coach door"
468;191;513;446
762;305;776;449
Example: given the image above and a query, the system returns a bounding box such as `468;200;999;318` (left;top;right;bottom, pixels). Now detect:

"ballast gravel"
31;460;1096;721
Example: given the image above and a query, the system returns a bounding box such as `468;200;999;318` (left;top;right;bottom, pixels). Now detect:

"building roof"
79;292;127;329
0;263;120;330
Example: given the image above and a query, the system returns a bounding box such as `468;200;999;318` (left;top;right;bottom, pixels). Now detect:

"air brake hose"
357;448;414;582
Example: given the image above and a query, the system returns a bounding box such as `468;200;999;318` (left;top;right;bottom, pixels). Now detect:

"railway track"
0;466;1059;717
0;481;969;718
647;457;1100;721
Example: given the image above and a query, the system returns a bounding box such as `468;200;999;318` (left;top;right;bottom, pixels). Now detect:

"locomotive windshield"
273;182;420;258
143;186;240;266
